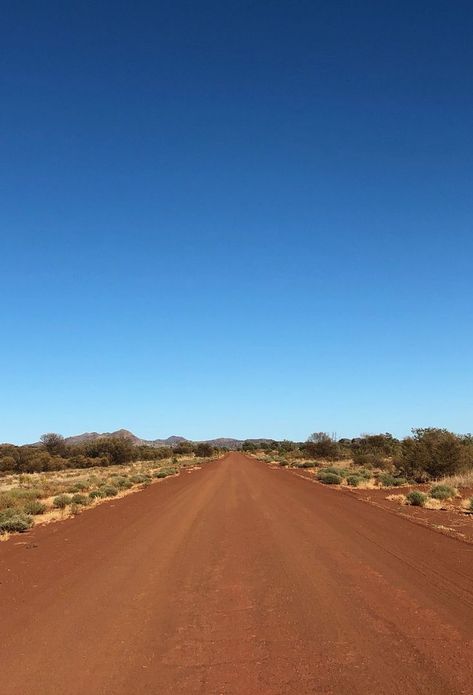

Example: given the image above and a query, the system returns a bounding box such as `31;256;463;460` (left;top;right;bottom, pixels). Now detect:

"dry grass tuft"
386;494;407;505
439;470;473;489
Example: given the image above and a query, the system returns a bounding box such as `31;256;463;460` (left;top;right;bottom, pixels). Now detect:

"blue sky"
1;1;472;444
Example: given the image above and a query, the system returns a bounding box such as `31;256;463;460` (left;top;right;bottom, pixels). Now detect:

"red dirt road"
1;453;473;694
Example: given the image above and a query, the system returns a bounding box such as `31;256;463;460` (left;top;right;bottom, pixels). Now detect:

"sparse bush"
68;481;88;493
71;493;89;506
324;467;349;478
129;474;150;484
0;509;33;533
317;471;342;485
89;489;106;499
355;468;372;480
101;485;118;497
378;473;407;487
24;499;47;515
346;475;362;487
153;467;177;478
406;490;427;507
296;461;318;468
113;476;132;489
430;484;455;501
53;494;72;509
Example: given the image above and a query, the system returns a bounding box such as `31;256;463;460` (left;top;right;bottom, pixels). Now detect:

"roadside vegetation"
0;435;218;537
249;428;473;516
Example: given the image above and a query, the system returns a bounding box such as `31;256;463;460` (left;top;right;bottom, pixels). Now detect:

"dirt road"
1;453;473;694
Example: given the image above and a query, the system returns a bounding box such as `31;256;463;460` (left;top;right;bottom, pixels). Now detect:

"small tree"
306;432;339;459
195;442;214;458
40;433;66;456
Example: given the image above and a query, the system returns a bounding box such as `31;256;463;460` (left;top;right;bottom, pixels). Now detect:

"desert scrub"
67;481;88;493
129;474;151;484
100;485;118;497
70;493;89;506
153;467;177;478
378;473;407;487
317;471;342;485
53;494;72;509
0;509;33;533
112;476;133;489
406;490;427;507
23;499;47;515
89;489;106;499
356;469;373;480
346;475;362;487
429;484;455;500
294;461;318;468
324;467;349;478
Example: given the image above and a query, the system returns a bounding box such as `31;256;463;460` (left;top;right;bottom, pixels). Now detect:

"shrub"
378;473;407;487
346;475;362;487
356;469;373;480
324;467;349;478
317;472;342;485
24;499;47;515
89;489;106;499
406;490;427;507
430;484;455;501
129;474;150;484
0;510;33;533
113;476;132;489
101;485;118;497
398;428;473;480
68;481;88;493
71;493;88;506
154;467;177;478
53;494;72;509
297;461;318;468
278;459;289;467
469;498;473;511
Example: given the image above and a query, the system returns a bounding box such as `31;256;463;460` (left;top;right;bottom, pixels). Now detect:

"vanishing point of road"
1;453;472;694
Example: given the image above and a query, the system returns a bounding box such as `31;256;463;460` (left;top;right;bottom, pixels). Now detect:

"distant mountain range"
61;429;273;450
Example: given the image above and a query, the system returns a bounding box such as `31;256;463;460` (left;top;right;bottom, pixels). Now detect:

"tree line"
243;428;473;481
0;434;216;474
1;428;472;481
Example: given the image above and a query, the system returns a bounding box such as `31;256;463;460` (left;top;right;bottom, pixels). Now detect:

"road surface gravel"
1;453;472;694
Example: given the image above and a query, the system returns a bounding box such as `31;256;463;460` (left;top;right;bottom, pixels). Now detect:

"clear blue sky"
1;1;472;445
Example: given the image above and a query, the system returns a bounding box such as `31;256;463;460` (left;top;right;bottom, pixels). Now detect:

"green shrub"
129;474;150;484
406;490;427;507
112;476;132;489
153;467;177;478
101;485;118;497
298;461;318;468
67;481;88;493
378;473;407;487
324;467;349;478
53;494;72;509
71;493;89;506
0;510;33;533
346;475;362;487
429;484;455;501
356;469;373;480
89;489;106;499
317;472;342;485
23;499;47;515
